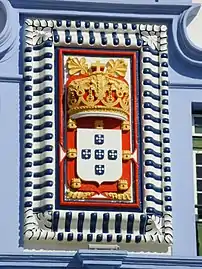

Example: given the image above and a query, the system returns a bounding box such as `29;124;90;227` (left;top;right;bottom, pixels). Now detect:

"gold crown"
65;57;130;121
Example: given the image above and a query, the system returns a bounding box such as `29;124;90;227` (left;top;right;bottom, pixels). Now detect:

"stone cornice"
10;0;191;15
1;251;202;268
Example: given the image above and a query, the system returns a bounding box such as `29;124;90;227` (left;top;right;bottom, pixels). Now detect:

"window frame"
192;114;202;256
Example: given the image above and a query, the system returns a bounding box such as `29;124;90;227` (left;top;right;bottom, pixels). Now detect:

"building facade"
0;0;202;268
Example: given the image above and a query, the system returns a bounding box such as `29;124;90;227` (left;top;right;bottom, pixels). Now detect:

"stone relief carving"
23;18;172;251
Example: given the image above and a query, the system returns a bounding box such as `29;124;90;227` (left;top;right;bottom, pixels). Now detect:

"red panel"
58;48;140;209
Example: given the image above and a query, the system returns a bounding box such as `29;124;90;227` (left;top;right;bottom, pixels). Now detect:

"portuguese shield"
77;128;122;184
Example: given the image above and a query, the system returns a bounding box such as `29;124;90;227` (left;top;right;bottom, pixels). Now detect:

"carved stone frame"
23;18;172;250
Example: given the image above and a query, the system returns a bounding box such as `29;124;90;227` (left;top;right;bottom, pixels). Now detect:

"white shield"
77;128;122;185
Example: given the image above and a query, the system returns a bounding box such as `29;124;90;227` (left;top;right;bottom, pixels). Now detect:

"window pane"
197;154;202;165
195;117;202;126
197;167;202;178
196;127;202;134
198;194;202;205
195;117;202;134
193;137;202;149
196;222;202;256
198;181;202;192
198;208;202;220
195;118;202;134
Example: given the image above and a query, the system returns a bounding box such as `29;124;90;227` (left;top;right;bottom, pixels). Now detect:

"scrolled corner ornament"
139;24;167;51
23;18;172;251
141;31;159;50
25;19;54;46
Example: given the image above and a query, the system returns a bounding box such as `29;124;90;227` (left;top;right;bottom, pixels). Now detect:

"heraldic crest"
23;19;172;248
59;50;139;208
66;56;129;120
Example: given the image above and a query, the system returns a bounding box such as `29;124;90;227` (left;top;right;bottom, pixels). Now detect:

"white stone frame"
23;18;172;250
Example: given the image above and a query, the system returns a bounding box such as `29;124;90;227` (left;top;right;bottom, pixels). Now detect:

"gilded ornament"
68;106;128;119
121;120;130;131
91;60;105;72
122;150;131;161
66;57;88;75
104;187;131;201
70;178;81;189
67;118;77;129
67;148;77;159
106;59;128;77
65;57;130;120
66;189;95;199
117;179;129;191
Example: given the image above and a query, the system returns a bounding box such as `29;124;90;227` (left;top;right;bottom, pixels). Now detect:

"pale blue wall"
170;89;198;256
0;82;20;253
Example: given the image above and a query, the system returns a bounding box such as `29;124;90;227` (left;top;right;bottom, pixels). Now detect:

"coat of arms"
77;128;122;184
23;19;172;247
59;49;139;208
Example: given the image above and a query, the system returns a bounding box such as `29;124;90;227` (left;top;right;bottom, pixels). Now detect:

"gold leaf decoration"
106;59;127;77
104;187;131;201
66;56;130;120
104;192;131;200
66;189;95;199
66;57;88;75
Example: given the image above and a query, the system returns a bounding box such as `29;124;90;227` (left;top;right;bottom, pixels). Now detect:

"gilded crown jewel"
65;57;130;121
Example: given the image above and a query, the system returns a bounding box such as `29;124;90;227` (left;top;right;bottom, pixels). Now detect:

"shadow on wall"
0;7;6;33
187;0;202;48
168;24;202;79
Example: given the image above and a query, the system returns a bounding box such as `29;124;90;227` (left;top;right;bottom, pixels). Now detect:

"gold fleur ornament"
106;59;128;77
66;57;88;75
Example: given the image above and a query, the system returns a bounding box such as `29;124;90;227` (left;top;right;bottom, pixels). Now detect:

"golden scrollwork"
66;189;95;199
67;148;77;159
66;57;130;120
104;187;131;201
